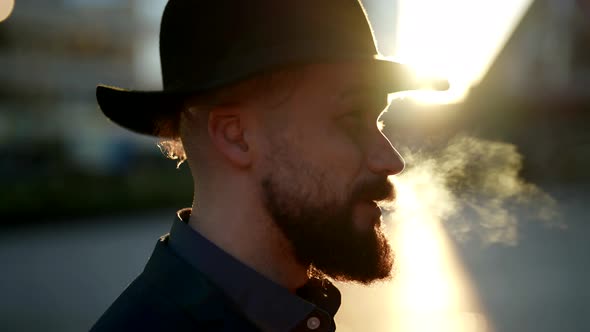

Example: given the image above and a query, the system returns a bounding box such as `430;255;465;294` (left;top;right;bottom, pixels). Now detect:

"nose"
366;130;405;176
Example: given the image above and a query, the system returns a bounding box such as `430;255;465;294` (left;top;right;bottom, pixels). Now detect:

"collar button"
306;316;321;330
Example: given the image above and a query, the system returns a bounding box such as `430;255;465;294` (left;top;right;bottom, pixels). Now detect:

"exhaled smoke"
387;134;563;246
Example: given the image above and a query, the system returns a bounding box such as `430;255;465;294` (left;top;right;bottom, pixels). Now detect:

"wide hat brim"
97;58;448;138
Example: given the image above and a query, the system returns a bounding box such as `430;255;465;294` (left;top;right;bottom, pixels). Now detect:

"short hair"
157;65;305;167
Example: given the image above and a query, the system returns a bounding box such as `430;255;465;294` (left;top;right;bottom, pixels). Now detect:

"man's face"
256;63;405;284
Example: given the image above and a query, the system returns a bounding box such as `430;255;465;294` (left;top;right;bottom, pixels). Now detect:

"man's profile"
91;0;439;331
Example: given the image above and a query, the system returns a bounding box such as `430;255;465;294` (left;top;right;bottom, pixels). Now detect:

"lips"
353;177;395;205
355;200;383;228
368;201;383;221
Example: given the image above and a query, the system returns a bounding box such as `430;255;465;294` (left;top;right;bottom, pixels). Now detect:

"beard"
261;166;395;284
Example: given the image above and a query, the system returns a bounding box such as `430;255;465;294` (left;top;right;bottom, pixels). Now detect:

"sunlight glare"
394;0;534;104
335;170;491;331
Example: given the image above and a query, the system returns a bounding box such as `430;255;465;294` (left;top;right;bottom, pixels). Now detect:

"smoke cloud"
388;134;562;246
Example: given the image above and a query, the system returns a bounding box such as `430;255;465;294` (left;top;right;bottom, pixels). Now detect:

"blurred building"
0;0;164;176
490;0;590;100
469;0;590;183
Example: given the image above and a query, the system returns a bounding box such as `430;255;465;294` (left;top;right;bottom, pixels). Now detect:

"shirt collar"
168;208;341;332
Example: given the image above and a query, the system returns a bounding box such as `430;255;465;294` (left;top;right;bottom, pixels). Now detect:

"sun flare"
393;0;534;104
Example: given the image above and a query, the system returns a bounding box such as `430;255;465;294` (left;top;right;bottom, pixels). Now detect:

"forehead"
279;62;391;116
249;62;393;127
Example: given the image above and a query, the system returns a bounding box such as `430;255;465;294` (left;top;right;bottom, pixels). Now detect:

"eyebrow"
335;84;390;117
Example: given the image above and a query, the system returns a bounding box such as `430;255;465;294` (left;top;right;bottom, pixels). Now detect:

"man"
91;0;443;331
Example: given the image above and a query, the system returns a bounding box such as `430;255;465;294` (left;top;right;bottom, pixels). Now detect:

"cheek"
316;126;364;174
296;120;364;162
296;125;365;195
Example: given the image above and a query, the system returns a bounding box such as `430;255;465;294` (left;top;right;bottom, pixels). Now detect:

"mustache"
351;177;396;204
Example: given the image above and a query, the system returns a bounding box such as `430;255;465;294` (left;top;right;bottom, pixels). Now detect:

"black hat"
96;0;447;137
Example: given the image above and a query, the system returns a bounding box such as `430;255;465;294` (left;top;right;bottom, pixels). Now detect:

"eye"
338;110;365;135
342;110;363;121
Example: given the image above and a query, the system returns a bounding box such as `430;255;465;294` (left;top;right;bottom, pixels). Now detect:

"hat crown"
96;0;436;138
159;0;379;91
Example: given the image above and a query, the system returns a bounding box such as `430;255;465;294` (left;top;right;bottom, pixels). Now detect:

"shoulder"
90;238;260;332
90;273;197;331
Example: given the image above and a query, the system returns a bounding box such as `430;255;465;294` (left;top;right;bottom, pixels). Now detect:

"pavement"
0;186;588;332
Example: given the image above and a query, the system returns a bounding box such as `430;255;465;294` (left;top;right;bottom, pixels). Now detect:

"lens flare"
394;0;534;104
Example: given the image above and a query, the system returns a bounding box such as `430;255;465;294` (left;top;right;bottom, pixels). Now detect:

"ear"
207;108;251;168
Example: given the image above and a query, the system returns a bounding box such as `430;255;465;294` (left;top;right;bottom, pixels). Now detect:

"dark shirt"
90;209;341;332
169;209;341;332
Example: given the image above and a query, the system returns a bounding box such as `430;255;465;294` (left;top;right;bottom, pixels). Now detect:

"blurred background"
0;0;588;331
